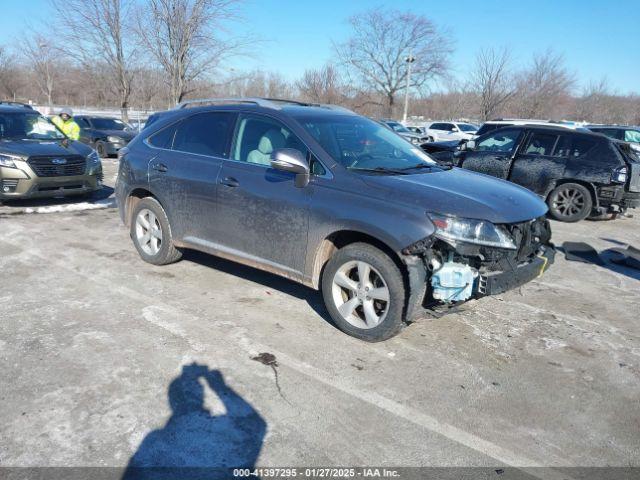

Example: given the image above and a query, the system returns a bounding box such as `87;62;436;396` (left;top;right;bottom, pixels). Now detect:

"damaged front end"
402;214;555;315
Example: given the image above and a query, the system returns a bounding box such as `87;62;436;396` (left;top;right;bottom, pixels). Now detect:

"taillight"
612;166;627;184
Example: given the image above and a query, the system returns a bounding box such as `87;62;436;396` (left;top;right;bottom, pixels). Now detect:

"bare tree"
0;46;24;100
470;47;516;121
135;0;244;105
334;8;453;117
514;48;575;119
23;34;59;106
51;0;135;120
297;64;345;104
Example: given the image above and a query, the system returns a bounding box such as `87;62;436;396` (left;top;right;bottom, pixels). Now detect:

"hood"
359;167;548;224
95;129;135;140
0;139;93;158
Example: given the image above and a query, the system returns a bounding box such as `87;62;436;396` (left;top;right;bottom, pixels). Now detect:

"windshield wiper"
401;163;451;171
348;166;410;175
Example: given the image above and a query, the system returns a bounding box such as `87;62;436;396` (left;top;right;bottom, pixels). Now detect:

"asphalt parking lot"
0;159;639;477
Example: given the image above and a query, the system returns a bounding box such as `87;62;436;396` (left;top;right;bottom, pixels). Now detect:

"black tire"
321;243;406;342
547;183;593;222
95;141;107;158
130;197;182;265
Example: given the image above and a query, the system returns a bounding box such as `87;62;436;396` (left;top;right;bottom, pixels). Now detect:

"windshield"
297;115;437;172
90;118;127;130
458;123;478;132
0;112;66;141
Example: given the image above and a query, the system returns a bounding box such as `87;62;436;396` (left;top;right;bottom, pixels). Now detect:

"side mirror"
270;148;310;188
465;140;476;150
452;127;459;132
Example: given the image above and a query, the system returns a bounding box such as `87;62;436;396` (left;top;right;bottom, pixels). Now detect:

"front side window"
233;114;307;166
624;129;640;143
0;112;66;141
476;129;521;153
173;112;236;157
295;114;436;172
524;133;559;156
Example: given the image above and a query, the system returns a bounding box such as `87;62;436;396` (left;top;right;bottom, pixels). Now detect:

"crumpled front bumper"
476;246;555;297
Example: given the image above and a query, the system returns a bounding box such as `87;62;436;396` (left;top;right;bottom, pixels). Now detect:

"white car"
423;121;479;142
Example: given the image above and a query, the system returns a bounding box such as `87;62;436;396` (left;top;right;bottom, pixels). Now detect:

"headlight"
428;213;517;249
107;135;123;143
410;137;420;144
612;166;627;184
87;150;101;165
0;153;23;168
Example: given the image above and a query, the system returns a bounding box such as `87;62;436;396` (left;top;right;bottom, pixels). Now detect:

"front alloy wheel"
331;260;390;329
321;243;406;342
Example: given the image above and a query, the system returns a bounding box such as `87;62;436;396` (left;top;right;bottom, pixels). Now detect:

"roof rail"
0;101;34;110
175;97;284;110
175;97;355;114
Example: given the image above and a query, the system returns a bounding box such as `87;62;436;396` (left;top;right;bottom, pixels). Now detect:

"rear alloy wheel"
322;243;406;342
547;183;593;222
130;197;182;265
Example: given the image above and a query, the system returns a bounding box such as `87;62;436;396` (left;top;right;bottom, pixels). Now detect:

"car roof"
491;123;606;139
0;105;38;113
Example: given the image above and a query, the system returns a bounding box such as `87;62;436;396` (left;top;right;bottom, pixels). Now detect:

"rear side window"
148;122;179;149
431;123;452;131
172;112;236;157
569;137;598;157
625;130;640;143
524;133;558;156
554;136;598;157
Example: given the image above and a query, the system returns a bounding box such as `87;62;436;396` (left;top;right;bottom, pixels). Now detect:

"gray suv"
116;98;555;342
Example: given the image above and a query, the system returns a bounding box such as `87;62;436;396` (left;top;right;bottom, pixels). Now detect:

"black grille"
28;156;86;177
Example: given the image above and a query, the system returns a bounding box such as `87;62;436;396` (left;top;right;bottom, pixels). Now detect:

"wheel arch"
124;188;161;227
310;229;406;290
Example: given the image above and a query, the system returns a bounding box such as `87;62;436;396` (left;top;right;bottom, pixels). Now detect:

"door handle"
220;176;239;187
152;163;168;173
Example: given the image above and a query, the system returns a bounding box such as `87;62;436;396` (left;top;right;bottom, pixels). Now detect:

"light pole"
402;53;415;123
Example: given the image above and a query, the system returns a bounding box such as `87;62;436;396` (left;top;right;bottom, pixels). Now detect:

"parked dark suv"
75;115;135;158
454;125;640;222
116;98;555;341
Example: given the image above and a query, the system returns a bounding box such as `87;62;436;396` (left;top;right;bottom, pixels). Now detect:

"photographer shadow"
123;364;266;480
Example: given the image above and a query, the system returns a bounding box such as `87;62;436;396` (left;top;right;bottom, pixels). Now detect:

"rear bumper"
477;247;555;296
597;185;640;212
105;140;129;155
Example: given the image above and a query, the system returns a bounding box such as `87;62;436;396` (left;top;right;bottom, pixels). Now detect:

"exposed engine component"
430;258;478;303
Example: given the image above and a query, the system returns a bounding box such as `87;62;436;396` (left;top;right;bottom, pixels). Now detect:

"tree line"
0;0;637;125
